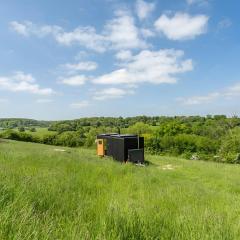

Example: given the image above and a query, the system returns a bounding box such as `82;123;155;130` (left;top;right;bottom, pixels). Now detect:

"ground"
22;127;56;138
0;140;239;239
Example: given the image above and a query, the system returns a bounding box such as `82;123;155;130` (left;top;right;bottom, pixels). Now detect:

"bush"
18;127;25;132
0;130;38;143
30;127;36;132
219;128;240;163
84;129;98;147
55;132;84;147
41;134;58;145
146;134;218;157
128;122;151;135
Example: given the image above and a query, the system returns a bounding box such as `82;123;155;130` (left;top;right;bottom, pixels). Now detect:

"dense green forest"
1;115;240;163
0;118;51;128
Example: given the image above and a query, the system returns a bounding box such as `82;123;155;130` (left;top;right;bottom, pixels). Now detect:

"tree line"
1;115;240;163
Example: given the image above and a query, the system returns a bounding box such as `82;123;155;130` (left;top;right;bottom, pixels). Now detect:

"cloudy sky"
0;0;239;119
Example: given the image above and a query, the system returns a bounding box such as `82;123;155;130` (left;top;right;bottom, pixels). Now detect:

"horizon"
0;113;237;122
0;0;239;120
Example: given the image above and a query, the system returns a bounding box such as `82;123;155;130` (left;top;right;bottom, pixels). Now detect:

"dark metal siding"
111;138;125;162
128;149;144;163
124;138;138;161
106;138;113;156
139;137;144;149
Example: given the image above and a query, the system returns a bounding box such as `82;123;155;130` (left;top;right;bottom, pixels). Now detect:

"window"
98;140;102;145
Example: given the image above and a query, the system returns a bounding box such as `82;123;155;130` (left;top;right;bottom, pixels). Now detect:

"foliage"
18;127;25;132
1;115;240;163
54;131;84;147
146;133;218;157
0;118;51;128
0;129;38;142
29;127;36;132
127;122;152;135
218;127;240;163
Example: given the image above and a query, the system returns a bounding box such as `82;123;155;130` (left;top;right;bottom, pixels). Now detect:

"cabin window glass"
98;140;102;145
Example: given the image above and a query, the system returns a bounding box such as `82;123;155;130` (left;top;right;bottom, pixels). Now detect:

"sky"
0;0;239;120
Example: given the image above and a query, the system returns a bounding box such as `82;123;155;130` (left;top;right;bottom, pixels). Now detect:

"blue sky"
0;0;239;120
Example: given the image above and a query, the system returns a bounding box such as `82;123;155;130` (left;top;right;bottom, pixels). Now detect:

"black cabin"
96;134;144;164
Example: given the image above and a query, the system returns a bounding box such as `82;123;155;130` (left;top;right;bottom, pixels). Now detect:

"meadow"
24;127;56;138
1;116;240;163
0;140;240;239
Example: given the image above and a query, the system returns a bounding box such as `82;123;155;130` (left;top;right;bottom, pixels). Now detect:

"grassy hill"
0;140;240;239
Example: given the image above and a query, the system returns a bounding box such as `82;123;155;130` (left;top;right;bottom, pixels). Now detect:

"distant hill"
0;118;53;128
0;115;237;130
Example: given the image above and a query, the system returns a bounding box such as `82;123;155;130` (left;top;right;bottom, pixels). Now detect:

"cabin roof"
97;133;138;139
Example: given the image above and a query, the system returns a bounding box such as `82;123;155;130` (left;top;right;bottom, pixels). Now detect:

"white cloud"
93;87;135;100
74;51;89;61
186;0;209;6
178;92;220;105
103;10;148;50
10;21;107;52
0;72;54;95
10;21;62;38
70;100;90;108
115;50;132;61
178;82;240;105
13;71;35;82
135;0;155;20
154;12;209;40
61;75;88;86
224;83;240;97
63;61;98;72
93;49;193;85
55;26;107;52
36;99;53;103
10;21;29;36
10;12;148;52
140;28;155;38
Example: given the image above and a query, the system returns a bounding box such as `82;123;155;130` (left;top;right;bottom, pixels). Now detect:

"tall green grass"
0;140;240;239
23;127;56;138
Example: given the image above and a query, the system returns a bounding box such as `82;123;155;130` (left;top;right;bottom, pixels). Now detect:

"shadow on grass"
144;160;156;166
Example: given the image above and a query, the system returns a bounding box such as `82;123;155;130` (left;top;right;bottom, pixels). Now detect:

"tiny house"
96;133;144;164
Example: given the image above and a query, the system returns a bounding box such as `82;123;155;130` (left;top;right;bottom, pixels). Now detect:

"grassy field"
0;127;56;138
0;140;240;239
20;127;56;137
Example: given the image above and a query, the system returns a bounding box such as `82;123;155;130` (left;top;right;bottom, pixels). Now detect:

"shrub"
0;130;38;143
18;127;25;132
30;127;36;132
128;122;152;135
146;134;218;157
41;134;58;145
219;128;240;163
55;132;84;147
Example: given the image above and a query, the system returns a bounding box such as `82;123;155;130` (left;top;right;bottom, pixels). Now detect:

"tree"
128;122;151;135
18;127;25;132
30;127;36;132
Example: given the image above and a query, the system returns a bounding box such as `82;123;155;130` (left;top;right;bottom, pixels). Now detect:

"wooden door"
97;139;104;156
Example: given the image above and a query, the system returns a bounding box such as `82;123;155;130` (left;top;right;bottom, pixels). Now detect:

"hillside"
1;115;240;163
0;140;239;239
0;118;52;129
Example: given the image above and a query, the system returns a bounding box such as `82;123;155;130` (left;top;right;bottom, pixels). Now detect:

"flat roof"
97;133;138;139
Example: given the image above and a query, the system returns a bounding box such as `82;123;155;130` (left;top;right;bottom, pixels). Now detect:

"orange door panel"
97;139;104;156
